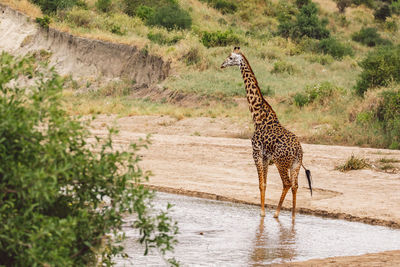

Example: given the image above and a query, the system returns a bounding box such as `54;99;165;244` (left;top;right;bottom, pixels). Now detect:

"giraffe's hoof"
260;210;266;217
273;213;279;218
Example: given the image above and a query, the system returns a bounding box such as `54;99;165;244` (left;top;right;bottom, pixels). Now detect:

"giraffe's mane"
239;52;266;102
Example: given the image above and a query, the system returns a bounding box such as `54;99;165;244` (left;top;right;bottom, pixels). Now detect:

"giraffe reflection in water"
250;218;298;265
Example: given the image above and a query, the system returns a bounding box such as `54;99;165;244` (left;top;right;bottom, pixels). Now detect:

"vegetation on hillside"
0;52;178;265
4;0;400;149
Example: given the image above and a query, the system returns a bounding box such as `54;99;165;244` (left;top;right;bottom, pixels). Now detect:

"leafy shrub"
336;154;371;172
201;30;240;48
352;27;392;47
355;45;400;96
278;2;330;40
306;54;334;65
294;82;342;107
110;24;126;35
0;52;178;265
135;5;155;20
147;31;182;45
200;0;237;14
35;15;51;29
271;60;297;75
374;5;392;21
31;0;85;14
147;3;192;30
96;0;111;12
213;0;237;14
317;37;353;60
376;89;400;149
352;0;375;8
391;0;400;15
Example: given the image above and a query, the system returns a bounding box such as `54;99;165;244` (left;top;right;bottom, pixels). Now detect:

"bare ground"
89;114;400;266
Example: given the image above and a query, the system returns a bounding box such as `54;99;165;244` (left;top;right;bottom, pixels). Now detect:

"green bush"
294;81;342;107
31;0;86;14
391;0;400;15
352;27;392;47
317;37;353;60
271;60;297;75
96;0;111;12
135;5;155;20
200;0;237;14
374;5;392;21
147;3;192;30
277;2;330;40
0;52;178;265
355;45;400;96
35;15;51;29
376;89;400;149
147;31;182;45
352;0;375;8
201;30;240;48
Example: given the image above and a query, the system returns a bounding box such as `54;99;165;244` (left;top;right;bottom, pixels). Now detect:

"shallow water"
116;192;400;266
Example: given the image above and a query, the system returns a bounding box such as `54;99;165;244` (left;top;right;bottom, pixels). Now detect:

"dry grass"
0;0;42;18
336;154;371;172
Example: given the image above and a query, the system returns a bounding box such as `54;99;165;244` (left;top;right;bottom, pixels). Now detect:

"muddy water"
116;193;400;266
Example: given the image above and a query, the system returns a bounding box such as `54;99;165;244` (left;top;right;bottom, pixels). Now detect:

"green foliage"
352;0;375;8
201;30;240;48
96;0;111;12
336;154;371;171
277;2;330;40
0;52;178;265
352;27;392;47
271;60;297;75
200;0;237;14
355;45;400;96
376;89;400;149
147;31;183;45
35;15;51;29
294;82;342;107
391;0;400;15
317;37;353;60
147;3;192;30
135;5;155;20
374;5;392;21
31;0;86;14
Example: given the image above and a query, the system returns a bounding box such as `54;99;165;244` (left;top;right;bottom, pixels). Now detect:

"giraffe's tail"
301;164;312;197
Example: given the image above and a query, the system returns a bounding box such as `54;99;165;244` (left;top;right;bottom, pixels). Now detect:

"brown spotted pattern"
221;47;306;220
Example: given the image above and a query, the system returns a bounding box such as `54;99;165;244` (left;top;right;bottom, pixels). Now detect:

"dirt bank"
89;114;400;266
0;4;170;86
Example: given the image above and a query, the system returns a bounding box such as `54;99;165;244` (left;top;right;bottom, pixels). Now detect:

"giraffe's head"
220;47;243;69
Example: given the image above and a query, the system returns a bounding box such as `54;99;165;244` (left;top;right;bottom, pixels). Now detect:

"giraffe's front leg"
253;150;266;217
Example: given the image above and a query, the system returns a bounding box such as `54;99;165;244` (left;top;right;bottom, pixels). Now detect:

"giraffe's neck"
239;55;278;125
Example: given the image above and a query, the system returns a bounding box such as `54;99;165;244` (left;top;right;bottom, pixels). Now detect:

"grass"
335;154;371;172
3;0;400;149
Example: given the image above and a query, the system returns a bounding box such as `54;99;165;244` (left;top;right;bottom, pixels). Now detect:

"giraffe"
221;47;312;220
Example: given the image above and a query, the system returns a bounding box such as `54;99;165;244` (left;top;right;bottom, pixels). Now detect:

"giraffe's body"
221;47;312;219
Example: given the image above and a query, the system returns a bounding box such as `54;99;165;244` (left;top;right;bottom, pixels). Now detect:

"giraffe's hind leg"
290;162;301;221
273;165;291;219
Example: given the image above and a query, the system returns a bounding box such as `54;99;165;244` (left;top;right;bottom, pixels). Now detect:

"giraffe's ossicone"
221;47;312;220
